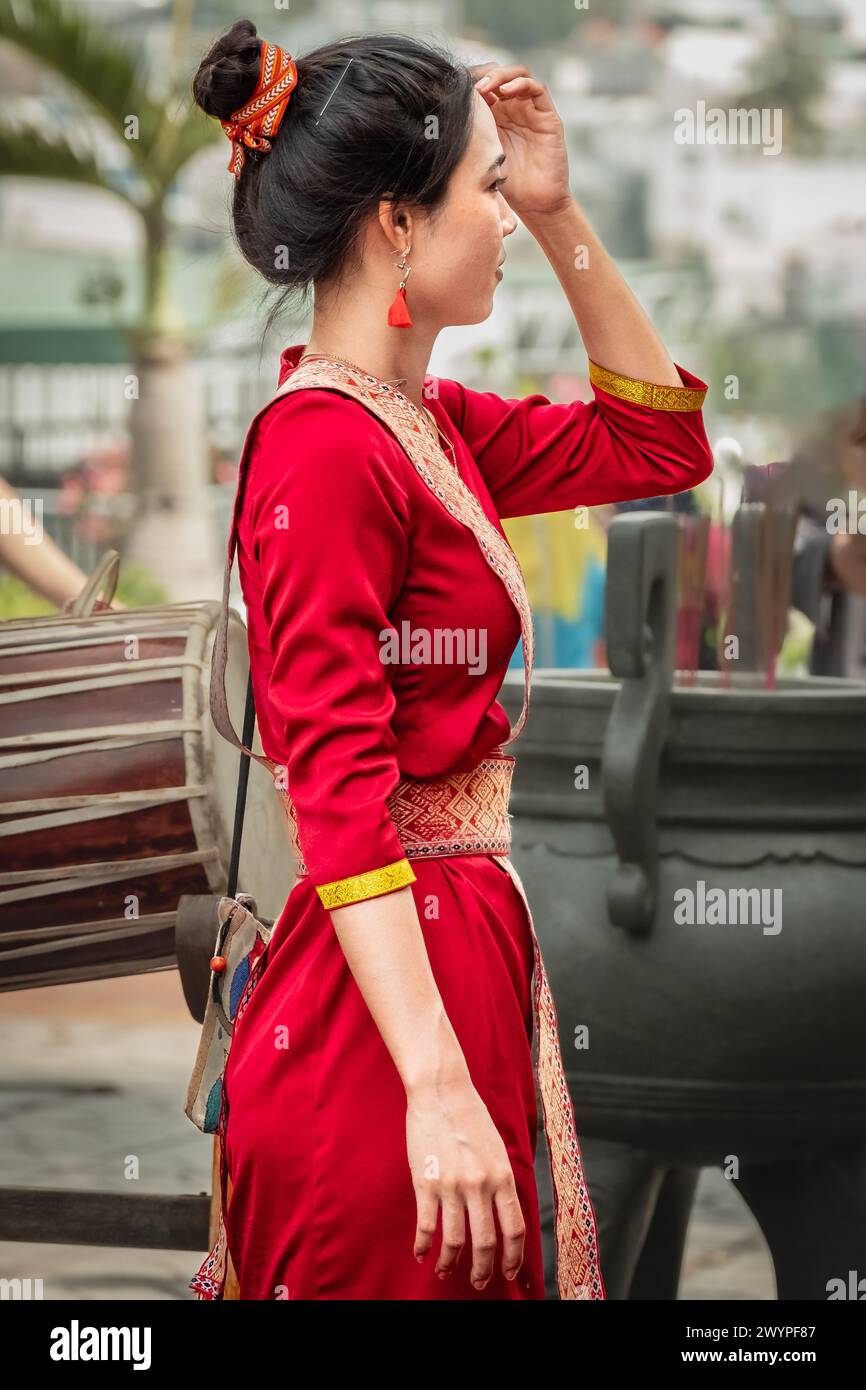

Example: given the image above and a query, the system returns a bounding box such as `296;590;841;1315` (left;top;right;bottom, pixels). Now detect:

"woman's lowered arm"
328;885;527;1288
248;397;527;1292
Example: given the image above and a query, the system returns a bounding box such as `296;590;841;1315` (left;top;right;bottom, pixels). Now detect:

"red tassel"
387;285;413;328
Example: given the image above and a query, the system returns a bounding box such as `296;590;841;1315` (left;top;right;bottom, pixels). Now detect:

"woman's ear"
377;199;412;255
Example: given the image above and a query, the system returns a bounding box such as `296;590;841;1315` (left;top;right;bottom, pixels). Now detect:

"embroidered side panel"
493;854;607;1302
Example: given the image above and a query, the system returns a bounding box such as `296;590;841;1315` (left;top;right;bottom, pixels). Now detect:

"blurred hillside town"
1;0;865;649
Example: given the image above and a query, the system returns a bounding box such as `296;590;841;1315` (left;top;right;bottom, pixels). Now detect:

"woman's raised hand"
406;1076;526;1290
471;62;572;221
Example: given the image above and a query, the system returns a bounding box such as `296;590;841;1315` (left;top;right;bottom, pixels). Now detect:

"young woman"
189;22;713;1301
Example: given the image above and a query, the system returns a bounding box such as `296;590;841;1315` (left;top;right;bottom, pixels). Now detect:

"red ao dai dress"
190;344;712;1301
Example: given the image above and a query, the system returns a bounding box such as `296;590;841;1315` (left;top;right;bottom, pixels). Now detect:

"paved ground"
0;970;775;1300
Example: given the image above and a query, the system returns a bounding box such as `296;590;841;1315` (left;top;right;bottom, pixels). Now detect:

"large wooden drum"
0;601;295;991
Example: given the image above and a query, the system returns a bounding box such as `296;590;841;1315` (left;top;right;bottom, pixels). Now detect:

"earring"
387;245;413;328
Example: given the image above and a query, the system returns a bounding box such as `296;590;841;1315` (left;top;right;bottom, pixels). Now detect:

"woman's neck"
304;305;438;408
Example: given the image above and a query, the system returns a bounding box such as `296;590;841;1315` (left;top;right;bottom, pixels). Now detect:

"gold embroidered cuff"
588;359;707;412
316;857;417;909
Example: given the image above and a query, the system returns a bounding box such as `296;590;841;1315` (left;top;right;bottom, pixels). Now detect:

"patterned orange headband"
221;41;298;180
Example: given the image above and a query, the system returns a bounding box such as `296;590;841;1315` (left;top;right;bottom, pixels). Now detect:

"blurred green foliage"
736;11;829;157
704;318;866;424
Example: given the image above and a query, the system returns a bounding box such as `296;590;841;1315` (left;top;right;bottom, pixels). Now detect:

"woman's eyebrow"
483;153;506;175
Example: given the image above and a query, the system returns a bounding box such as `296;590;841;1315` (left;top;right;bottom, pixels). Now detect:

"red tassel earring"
387;247;413;328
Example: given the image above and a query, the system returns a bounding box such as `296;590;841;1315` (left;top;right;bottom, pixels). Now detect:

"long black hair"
192;22;476;338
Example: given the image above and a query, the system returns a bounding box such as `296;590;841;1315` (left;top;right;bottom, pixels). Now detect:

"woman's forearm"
0;476;89;606
522;197;684;388
329;885;473;1097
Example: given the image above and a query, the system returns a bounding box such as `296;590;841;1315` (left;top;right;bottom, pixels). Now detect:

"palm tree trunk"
123;212;221;601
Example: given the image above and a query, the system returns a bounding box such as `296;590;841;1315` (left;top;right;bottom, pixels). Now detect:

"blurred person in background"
787;395;866;678
613;393;866;681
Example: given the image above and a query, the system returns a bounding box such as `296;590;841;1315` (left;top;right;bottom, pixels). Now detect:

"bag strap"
226;670;256;900
210;498;280;776
210;382;293;896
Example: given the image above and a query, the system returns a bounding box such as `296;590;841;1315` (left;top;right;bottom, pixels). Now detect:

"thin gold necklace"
297;351;408;389
421;404;459;473
296;350;458;472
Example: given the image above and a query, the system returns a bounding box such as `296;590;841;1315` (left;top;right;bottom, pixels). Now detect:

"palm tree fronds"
158;105;225;182
0;0;165;164
0;116;126;195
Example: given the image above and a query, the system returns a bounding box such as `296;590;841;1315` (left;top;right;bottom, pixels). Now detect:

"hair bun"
192;19;263;121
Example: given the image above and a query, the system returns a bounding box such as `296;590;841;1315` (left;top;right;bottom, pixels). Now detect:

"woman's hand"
406;1075;526;1290
473;69;686;385
61;596;126;614
471;62;572;221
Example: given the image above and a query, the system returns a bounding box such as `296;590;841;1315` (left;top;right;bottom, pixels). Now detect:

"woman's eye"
490;176;508;192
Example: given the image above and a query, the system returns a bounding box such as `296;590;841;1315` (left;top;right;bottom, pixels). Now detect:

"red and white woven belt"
277;753;515;877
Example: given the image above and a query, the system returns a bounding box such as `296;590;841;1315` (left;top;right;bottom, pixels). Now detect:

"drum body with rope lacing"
0;600;294;991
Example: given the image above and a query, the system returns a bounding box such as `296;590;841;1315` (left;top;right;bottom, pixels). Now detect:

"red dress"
198;345;712;1300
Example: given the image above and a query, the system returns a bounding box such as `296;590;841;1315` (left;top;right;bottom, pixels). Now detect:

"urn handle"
601;513;677;933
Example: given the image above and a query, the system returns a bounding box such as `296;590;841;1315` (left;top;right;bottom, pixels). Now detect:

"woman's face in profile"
413;91;518;329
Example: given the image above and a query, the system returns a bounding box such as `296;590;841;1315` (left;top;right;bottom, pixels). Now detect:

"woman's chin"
447;297;497;328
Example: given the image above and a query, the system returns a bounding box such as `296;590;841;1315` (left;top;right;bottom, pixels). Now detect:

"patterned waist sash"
279;754;515;878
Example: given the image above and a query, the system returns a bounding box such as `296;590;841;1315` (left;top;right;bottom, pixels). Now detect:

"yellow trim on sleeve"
588;359;707;412
316;857;417;909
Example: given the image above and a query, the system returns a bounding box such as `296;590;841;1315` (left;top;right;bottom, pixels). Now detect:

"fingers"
475;64;525;107
474;65;540;103
481;78;550;125
493;1180;526;1282
464;1188;498;1290
415;1177;525;1290
435;1193;466;1279
496;77;546;100
474;63;531;92
479;76;546;101
474;67;556;120
413;1184;438;1263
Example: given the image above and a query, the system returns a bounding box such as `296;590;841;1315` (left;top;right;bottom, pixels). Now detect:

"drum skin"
0;602;294;991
